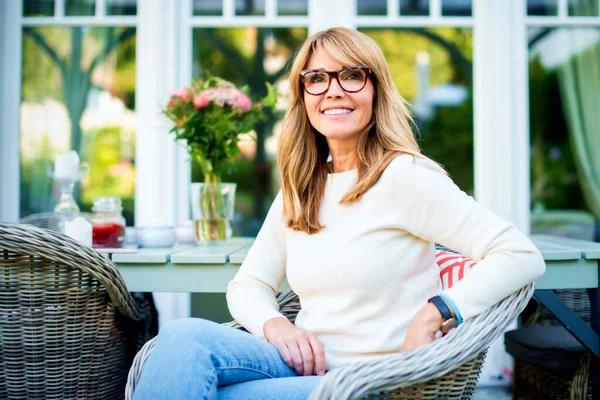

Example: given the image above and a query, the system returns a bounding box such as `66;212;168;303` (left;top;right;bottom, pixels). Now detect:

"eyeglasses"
299;66;371;96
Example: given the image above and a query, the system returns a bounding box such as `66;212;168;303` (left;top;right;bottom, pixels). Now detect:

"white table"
112;235;600;293
112;237;255;293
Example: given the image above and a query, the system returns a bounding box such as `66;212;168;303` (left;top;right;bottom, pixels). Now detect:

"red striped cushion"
435;250;477;290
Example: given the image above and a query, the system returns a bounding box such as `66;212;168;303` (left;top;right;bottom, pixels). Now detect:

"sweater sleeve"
226;192;288;337
390;158;545;321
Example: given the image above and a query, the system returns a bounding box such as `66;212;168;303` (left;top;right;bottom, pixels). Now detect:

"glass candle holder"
47;163;88;233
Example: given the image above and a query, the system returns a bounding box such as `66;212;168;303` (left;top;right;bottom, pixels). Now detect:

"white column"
175;0;193;227
308;0;356;35
473;0;530;233
0;2;22;222
473;0;528;387
135;0;190;325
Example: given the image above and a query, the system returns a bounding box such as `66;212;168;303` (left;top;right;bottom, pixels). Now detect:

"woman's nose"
325;78;344;97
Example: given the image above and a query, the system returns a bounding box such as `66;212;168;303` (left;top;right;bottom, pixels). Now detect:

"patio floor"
473;385;511;400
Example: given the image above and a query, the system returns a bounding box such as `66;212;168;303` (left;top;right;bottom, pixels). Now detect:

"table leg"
533;290;599;357
588;280;599;398
535;257;600;399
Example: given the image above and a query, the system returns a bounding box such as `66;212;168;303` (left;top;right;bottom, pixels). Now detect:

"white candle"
64;216;93;247
54;151;80;179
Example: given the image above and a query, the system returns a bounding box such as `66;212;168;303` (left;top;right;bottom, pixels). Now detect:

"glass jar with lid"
91;196;126;248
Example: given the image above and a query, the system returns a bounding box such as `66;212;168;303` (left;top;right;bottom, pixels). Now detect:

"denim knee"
159;317;219;342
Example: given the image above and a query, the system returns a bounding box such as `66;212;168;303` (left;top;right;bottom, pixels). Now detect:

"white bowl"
136;227;177;248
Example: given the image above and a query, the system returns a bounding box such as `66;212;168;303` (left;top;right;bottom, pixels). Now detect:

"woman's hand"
264;317;326;376
400;303;444;352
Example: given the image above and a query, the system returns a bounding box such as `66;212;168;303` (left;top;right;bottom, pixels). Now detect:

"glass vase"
190;175;236;243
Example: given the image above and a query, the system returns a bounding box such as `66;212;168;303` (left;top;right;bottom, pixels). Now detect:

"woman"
133;27;545;400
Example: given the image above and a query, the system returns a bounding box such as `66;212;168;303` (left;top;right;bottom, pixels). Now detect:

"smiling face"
303;48;375;145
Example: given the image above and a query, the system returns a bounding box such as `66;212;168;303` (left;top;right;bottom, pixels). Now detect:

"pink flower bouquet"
164;75;277;242
164;75;277;179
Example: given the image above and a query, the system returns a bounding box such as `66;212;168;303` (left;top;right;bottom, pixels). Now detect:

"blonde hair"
277;27;440;234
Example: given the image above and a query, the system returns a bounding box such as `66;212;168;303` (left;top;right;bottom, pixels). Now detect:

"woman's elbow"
527;246;546;281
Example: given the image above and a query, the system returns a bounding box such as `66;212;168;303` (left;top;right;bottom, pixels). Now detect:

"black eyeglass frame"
299;65;372;96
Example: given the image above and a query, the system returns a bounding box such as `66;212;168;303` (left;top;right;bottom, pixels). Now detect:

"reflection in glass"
24;0;55;16
236;0;265;16
360;28;474;194
400;0;429;16
528;28;600;239
569;0;599;16
106;0;137;16
442;0;471;16
193;0;223;16
192;27;307;233
278;0;308;16
357;0;387;16
527;0;558;16
20;27;137;224
65;0;95;16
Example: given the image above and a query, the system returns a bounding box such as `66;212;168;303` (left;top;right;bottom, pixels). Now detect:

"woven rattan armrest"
0;222;148;321
308;282;535;399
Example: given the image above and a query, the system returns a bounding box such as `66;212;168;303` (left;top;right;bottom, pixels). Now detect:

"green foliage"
163;73;278;176
81;125;136;222
360;28;473;100
529;56;585;210
421;95;474;194
19;136;55;216
364;27;474;193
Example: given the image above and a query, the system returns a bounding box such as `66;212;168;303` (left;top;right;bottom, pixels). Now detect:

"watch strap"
428;295;454;322
438;293;463;325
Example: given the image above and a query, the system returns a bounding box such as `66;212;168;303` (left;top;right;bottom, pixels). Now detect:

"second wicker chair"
0;222;154;400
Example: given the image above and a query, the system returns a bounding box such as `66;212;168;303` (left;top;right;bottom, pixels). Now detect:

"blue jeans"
133;318;322;400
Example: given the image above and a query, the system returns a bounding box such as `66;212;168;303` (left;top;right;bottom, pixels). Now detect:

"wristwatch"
428;295;458;333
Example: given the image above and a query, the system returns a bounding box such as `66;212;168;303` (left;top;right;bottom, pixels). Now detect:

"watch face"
441;318;458;333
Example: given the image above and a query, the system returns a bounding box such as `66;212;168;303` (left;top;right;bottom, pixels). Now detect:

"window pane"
236;0;265;16
569;0;599;16
23;0;55;16
528;28;600;239
65;0;95;16
400;0;429;16
527;0;558;16
192;27;307;234
357;0;387;16
20;27;137;224
106;0;137;16
360;28;474;194
442;0;471;16
278;0;307;16
193;0;223;16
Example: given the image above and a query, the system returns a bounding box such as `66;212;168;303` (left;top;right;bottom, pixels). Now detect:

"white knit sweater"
226;154;545;370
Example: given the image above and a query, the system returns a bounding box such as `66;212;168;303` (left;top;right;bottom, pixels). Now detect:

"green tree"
20;27;136;215
23;27;135;157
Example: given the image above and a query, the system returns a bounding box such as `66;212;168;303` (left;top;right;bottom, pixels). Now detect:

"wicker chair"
125;282;535;399
0;222;154;400
507;290;592;399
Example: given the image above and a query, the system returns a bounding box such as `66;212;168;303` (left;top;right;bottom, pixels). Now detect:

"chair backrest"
0;222;150;400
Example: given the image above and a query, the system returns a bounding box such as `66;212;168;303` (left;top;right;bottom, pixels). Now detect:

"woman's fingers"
276;342;294;369
297;338;315;376
264;317;326;376
285;341;305;376
309;335;326;376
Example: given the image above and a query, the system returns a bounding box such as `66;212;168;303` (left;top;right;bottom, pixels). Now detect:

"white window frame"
0;1;22;223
